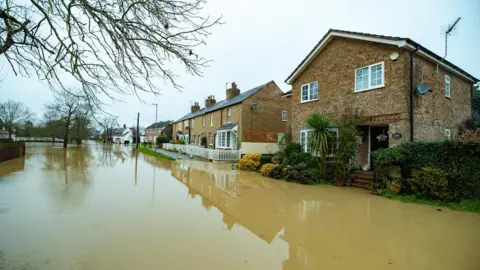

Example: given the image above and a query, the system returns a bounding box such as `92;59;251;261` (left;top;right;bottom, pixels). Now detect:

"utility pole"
136;112;140;149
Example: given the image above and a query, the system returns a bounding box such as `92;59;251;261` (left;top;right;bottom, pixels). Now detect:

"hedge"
372;141;480;200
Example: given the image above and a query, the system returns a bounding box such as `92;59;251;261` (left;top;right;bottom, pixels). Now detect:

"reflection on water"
0;143;479;270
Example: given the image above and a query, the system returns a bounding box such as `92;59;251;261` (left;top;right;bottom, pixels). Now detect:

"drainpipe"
410;46;419;142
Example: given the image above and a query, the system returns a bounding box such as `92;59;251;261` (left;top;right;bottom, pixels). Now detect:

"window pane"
356;67;369;91
301;85;309;101
445;77;450;97
226;131;231;147
371;64;383;87
310;82;318;100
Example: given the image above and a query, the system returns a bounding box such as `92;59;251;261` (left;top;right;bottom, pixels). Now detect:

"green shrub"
283;152;316;167
260;163;278;177
270;165;285;179
175;139;185;145
402;141;480;200
285;163;314;185
371;146;405;167
259;155;273;167
408;167;448;200
372;141;480;200
156;135;168;144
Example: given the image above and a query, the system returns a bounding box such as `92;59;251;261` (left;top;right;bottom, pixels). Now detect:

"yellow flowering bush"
260;163;278;177
238;152;262;171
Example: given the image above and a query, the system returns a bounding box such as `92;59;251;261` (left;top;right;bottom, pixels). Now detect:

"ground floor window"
217;131;232;148
209;133;214;145
300;128;338;157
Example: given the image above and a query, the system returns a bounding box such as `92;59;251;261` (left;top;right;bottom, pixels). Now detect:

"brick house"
172;81;291;154
285;29;479;168
145;121;172;143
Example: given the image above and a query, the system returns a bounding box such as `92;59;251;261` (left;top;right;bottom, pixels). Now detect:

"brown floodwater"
0;143;479;270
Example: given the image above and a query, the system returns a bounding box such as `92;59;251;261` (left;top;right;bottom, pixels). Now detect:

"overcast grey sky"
1;0;479;128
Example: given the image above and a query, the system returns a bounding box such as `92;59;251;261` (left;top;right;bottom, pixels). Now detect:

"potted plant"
156;135;168;149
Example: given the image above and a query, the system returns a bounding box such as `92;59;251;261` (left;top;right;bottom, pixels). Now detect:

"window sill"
445;96;451;99
216;147;232;149
282;120;287;122
300;98;319;104
354;85;385;93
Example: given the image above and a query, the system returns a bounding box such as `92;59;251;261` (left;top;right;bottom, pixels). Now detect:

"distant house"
0;129;9;139
112;125;133;144
145;121;173;143
171;81;291;154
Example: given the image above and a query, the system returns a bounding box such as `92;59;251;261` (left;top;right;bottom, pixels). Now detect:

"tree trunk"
63;117;71;148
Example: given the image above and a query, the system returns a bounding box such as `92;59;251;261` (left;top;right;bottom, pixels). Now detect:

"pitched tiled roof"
173;81;271;123
285;29;478;84
146;121;172;129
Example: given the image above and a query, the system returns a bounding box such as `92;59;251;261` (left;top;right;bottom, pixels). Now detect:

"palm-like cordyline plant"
306;112;333;175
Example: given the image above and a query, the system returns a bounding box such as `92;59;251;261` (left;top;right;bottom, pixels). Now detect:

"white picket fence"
163;143;241;161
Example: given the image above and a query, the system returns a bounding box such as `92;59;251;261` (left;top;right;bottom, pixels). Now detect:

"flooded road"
0;143;479;270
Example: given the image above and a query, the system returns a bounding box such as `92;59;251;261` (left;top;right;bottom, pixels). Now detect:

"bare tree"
0;100;33;138
71;103;93;145
100;116;118;143
0;0;222;105
45;90;85;148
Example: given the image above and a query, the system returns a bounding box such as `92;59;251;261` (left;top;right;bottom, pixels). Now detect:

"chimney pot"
226;82;240;99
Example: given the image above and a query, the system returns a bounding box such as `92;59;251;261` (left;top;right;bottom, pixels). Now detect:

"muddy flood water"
0;143;479;270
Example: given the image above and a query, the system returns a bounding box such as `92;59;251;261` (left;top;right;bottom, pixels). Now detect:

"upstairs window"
202;116;206;127
191;119;195;129
445;75;451;98
227;108;232;123
301;81;318;102
210;113;214;126
282;110;288;121
355;62;384;92
184;120;189;128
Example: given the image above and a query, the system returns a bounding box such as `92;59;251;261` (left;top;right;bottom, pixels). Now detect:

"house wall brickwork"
242;82;290;143
411;56;472;141
290;37;473;146
291;37;410;144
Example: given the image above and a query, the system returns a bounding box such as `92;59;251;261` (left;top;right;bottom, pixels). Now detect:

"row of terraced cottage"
160;29;479;167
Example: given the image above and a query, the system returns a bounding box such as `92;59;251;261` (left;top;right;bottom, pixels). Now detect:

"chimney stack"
205;95;217;107
191;102;200;113
226;82;240;100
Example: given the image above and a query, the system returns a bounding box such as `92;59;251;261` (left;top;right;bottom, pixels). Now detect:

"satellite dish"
390;52;399;61
416;83;430;95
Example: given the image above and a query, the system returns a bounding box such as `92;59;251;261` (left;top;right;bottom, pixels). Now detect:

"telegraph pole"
136;112;140;149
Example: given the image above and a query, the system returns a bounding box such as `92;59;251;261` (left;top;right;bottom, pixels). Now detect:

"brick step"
351;179;374;189
353;171;375;181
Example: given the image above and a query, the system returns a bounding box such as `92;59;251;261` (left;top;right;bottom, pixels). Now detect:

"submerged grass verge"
139;147;175;161
377;189;480;213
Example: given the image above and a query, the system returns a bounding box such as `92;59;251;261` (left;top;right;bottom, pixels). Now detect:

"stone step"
351;179;373;190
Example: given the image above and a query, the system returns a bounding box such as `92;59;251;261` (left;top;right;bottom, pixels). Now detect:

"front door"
370;126;389;168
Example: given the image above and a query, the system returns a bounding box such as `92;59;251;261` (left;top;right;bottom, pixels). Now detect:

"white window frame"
209;133;214;145
191;119;195;129
300;81;319;103
445;128;451;139
445;75;451;98
184;120;189;128
210;113;214;126
227;108;232;123
216;130;232;149
202;116;206;127
282;110;288;121
300;128;339;157
354;61;385;92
